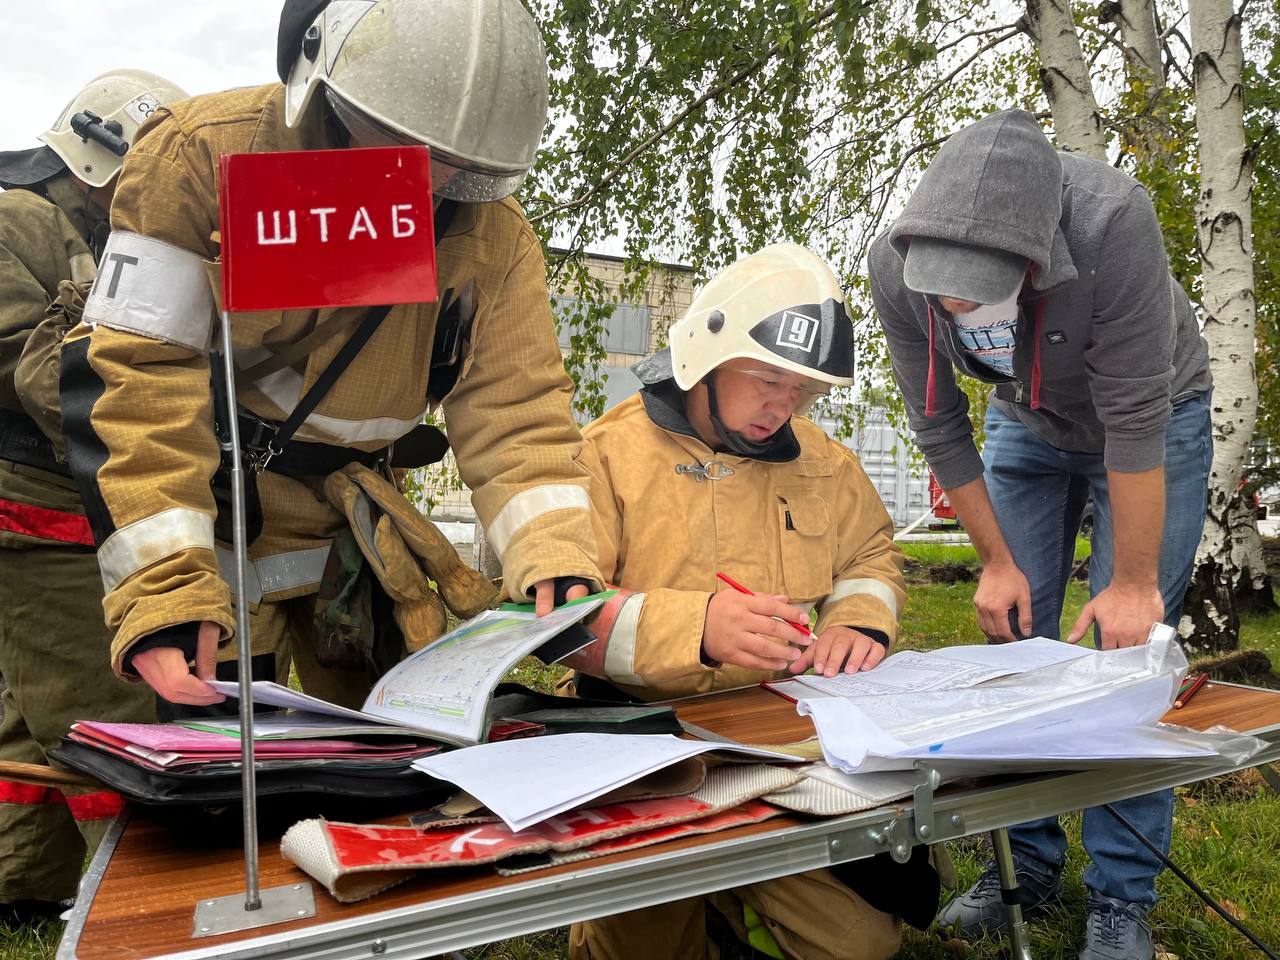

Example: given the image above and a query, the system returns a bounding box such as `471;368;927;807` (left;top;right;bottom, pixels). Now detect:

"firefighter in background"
60;0;602;710
564;245;941;960
0;70;187;920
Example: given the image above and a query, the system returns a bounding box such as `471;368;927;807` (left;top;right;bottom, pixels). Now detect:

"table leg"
991;827;1034;960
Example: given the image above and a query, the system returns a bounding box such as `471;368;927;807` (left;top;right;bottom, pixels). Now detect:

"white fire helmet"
39;69;188;188
669;243;856;392
280;0;550;203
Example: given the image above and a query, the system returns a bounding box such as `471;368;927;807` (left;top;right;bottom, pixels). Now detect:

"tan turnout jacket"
579;392;906;699
60;84;600;675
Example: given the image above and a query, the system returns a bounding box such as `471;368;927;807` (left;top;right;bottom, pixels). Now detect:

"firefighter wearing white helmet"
39;68;189;188
59;0;602;715
280;0;549;202
0;70;186;921
562;244;936;960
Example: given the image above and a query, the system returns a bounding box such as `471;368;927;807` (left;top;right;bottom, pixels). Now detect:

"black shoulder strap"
263;199;459;458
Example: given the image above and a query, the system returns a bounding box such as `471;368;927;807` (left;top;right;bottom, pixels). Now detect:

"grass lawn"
7;561;1277;960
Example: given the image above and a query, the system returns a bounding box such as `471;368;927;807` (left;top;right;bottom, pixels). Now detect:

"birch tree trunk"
1181;0;1260;652
1022;0;1109;159
1100;0;1171;166
1228;493;1276;615
1104;0;1164;89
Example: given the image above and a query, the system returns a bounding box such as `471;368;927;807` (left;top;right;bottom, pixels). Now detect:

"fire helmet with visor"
278;0;550;203
668;243;856;400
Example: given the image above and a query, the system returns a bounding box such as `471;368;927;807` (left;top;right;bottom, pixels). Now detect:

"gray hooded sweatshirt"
867;109;1211;489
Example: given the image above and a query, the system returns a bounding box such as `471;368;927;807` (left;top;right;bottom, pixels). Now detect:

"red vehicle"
928;471;959;528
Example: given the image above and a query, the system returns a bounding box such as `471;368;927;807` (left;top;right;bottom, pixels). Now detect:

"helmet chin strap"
704;371;778;457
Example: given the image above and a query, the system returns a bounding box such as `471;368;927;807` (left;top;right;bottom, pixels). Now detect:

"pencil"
1174;672;1209;709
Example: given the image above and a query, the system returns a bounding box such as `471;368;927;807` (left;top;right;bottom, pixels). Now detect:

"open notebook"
212;595;606;746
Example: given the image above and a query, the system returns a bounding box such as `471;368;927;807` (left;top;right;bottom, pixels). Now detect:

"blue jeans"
980;391;1212;905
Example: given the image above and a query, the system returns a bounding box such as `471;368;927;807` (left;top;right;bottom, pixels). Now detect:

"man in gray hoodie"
868;109;1212;960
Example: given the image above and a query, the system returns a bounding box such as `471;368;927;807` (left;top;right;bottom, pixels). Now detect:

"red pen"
716;571;816;643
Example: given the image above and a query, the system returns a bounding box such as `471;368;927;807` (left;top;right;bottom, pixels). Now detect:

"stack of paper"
412;733;799;831
797;628;1267;775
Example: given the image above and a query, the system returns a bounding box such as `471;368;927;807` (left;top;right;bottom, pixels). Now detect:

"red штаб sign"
219;146;437;312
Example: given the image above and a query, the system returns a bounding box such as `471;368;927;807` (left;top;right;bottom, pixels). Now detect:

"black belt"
0;408;70;477
238;414;449;478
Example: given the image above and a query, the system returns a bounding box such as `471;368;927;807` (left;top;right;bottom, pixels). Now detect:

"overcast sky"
3;3;280;151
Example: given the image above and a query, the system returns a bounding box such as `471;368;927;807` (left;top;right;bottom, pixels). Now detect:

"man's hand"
702;591;809;672
790;626;886;677
132;621;225;705
532;578;589;616
1066;582;1164;649
974;560;1033;642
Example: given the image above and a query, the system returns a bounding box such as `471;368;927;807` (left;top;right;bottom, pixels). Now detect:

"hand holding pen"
715;572;818;642
699;573;813;673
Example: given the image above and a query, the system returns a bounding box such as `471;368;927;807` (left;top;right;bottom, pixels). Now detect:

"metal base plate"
193;882;316;938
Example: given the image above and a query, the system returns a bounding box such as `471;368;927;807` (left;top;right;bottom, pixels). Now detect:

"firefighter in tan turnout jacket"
59;0;602;710
565;246;932;960
0;70;186;918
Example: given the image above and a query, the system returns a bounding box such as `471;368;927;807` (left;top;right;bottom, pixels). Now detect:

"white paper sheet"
797;628;1263;774
207;681;383;725
792;637;1092;698
412;733;797;831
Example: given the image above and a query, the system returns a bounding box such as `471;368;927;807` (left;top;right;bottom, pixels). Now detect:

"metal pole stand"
991;827;1034;960
192;312;315;938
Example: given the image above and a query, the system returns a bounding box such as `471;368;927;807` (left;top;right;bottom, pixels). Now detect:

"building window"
552;296;652;355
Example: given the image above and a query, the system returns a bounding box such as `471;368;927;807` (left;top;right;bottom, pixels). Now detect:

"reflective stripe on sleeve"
97;507;215;593
602;592;646;687
824;577;901;616
485;484;591;558
83;231;215;352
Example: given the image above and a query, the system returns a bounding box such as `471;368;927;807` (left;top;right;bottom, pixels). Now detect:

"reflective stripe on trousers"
0;782;123;821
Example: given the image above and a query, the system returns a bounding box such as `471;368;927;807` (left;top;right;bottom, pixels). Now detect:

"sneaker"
1079;894;1153;960
935;860;1063;939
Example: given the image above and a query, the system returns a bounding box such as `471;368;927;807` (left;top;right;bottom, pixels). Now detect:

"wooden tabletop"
67;682;1280;960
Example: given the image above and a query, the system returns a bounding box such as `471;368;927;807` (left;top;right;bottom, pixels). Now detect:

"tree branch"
801;24;1021;158
529;1;863;224
933;19;1023;55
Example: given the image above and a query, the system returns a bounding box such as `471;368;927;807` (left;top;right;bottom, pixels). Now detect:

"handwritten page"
792;637;1093;698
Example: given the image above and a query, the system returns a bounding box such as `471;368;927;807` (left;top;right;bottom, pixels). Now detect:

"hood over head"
889;109;1077;298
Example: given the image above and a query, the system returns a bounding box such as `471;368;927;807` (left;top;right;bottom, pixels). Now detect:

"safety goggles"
728;368;831;408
